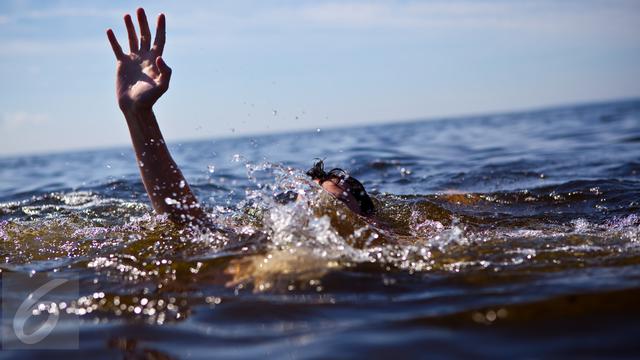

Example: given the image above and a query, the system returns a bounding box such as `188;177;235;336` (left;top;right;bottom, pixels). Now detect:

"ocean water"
1;99;639;358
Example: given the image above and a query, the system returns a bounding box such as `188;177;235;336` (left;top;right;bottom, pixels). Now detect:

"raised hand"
107;8;170;112
105;9;207;226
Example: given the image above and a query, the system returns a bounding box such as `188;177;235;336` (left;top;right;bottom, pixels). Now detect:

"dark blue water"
1;99;639;358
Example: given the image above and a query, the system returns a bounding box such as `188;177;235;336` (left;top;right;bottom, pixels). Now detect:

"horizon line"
1;95;638;160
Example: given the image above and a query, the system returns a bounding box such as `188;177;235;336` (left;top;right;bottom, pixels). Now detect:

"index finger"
106;29;124;60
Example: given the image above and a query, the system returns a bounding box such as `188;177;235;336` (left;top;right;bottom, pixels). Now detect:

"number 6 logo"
13;278;68;344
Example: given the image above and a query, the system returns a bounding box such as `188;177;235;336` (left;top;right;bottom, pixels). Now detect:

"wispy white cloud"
168;0;640;34
0;39;101;56
23;7;123;19
265;2;516;29
0;7;124;26
290;0;640;31
3;1;638;57
2;112;49;128
0;6;124;23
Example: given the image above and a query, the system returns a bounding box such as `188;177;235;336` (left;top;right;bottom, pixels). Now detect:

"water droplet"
207;165;215;173
164;197;179;205
272;110;278;116
316;128;321;133
486;310;497;322
497;308;508;318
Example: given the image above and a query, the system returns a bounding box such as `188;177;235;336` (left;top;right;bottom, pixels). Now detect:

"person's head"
306;160;375;216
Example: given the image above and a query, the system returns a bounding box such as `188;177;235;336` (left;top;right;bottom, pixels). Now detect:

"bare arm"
107;8;205;225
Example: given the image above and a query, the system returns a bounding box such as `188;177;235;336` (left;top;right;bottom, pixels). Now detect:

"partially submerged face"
306;160;375;217
314;176;363;215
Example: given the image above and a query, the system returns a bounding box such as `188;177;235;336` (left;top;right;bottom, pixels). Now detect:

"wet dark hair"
306;160;375;216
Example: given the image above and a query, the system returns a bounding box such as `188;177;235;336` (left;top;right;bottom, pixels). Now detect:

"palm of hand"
117;53;163;110
107;9;170;111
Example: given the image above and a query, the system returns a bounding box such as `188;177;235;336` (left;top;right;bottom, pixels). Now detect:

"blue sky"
1;0;639;156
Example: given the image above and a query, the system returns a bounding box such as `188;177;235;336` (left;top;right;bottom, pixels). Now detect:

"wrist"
121;105;159;134
119;100;153;115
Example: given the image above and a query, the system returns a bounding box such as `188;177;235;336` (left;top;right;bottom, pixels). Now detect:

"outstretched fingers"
124;14;138;53
111;9;165;59
106;29;124;60
153;13;166;55
137;8;151;52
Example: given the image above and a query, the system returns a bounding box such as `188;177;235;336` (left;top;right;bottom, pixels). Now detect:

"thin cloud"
24;8;123;19
0;39;101;56
161;0;640;47
3;1;638;55
2;112;49;128
0;7;124;23
169;1;640;32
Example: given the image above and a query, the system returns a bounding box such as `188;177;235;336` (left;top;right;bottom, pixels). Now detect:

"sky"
0;0;639;156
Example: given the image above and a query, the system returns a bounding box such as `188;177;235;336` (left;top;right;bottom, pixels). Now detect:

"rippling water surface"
1;99;639;358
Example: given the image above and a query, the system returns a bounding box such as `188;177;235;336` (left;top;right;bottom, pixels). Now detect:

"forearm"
123;108;205;225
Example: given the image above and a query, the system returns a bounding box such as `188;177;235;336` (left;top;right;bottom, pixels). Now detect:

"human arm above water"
107;8;205;225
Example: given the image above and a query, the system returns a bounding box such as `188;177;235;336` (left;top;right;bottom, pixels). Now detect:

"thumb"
156;56;172;76
156;56;172;88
